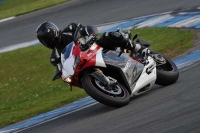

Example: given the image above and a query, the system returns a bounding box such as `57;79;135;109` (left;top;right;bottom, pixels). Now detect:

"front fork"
93;68;117;87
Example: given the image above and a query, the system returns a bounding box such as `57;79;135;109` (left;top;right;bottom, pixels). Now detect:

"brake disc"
153;54;166;65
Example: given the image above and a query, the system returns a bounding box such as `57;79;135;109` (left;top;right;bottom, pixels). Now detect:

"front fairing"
61;42;80;79
61;42;102;83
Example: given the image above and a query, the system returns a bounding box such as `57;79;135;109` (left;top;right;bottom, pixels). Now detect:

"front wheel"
151;50;179;86
82;76;130;107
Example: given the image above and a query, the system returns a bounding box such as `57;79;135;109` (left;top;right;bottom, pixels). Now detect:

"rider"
36;21;149;78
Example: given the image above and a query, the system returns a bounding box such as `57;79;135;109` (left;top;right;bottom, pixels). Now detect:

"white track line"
135;14;174;28
168;15;200;28
0;17;15;23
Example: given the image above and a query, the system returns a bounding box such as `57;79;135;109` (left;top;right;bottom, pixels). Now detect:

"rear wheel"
151;50;179;86
82;76;130;107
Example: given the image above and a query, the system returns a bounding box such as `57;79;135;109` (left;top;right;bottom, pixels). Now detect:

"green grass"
0;45;88;127
129;27;194;58
0;0;70;20
0;27;195;128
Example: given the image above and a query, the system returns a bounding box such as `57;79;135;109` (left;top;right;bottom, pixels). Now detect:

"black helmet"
36;21;60;49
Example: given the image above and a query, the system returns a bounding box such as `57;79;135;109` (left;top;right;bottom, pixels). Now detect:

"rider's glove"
79;34;97;51
85;34;96;45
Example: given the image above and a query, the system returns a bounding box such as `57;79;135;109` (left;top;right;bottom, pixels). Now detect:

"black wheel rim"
152;53;175;72
157;58;174;71
90;78;126;98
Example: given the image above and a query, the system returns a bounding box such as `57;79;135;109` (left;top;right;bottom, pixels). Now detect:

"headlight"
64;75;72;84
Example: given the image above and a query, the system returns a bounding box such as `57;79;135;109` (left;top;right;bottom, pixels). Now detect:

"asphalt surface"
20;63;200;133
1;0;200;132
1;0;200;48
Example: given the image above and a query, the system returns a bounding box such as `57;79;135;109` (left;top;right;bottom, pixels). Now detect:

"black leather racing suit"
50;23;78;66
50;24;136;67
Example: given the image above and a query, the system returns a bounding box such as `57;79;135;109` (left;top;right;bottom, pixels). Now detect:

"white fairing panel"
131;57;157;96
95;47;106;67
62;56;75;78
61;43;75;78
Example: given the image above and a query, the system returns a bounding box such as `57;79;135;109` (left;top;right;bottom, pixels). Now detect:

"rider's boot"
126;41;150;62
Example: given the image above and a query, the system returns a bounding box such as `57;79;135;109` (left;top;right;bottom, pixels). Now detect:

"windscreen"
62;41;74;60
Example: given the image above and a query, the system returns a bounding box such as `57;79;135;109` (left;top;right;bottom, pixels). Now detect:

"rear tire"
82;76;130;107
151;50;179;86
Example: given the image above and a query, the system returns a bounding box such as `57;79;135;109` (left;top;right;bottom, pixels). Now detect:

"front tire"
82;76;130;107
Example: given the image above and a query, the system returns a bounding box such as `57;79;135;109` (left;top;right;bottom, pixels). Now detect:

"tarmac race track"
1;0;200;133
20;63;200;133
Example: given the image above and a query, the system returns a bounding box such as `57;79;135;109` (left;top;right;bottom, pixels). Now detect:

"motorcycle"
53;26;179;107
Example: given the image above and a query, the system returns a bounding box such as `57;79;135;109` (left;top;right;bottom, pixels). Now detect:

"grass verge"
0;0;70;20
0;27;195;128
